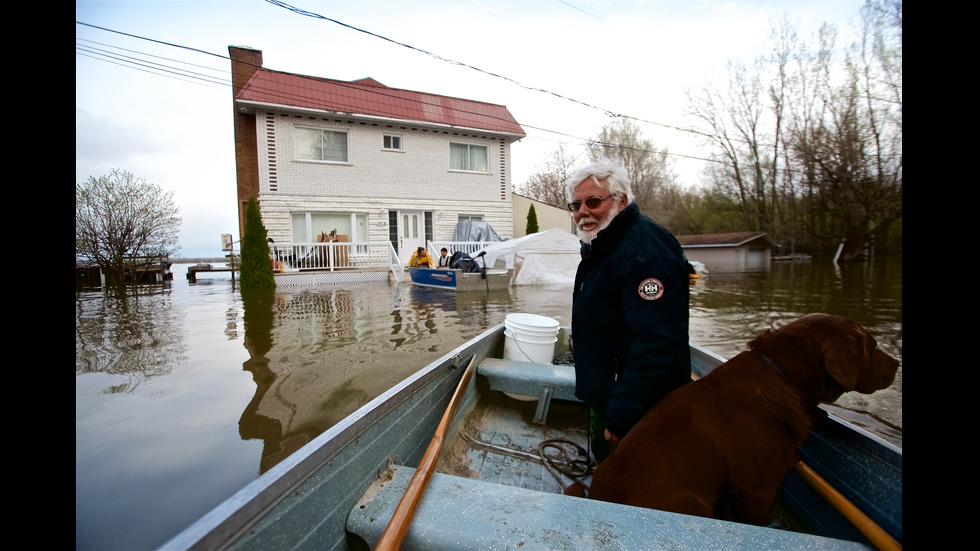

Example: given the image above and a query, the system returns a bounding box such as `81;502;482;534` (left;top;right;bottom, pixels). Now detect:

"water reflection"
233;281;577;474
76;259;900;551
76;279;257;551
688;259;902;360
75;285;188;393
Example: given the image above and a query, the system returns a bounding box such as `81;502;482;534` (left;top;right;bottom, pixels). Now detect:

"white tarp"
480;228;582;287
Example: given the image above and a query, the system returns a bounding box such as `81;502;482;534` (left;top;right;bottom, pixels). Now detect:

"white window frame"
291;212;369;254
449;142;489;173
295;126;349;163
383;134;403;151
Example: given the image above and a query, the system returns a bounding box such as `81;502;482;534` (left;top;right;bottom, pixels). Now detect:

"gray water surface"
75;257;901;550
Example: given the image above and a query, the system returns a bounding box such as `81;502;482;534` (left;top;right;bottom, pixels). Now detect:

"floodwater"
75;257;901;551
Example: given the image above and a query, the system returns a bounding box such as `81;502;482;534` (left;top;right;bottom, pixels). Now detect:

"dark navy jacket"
572;202;691;438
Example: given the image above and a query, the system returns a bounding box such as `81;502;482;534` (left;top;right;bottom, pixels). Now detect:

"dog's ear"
821;331;873;390
823;342;860;389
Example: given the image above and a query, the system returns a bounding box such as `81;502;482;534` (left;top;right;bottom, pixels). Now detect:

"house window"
291;212;367;252
458;214;483;222
450;142;488;172
383;134;402;150
296;127;348;162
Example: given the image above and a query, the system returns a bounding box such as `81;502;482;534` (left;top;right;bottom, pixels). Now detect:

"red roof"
236;68;525;137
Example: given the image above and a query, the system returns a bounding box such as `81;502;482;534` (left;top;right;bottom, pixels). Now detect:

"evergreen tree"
240;196;275;289
526;203;539;235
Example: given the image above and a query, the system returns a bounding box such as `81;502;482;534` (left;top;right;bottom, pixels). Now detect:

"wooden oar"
690;372;900;550
792;461;901;551
375;355;479;551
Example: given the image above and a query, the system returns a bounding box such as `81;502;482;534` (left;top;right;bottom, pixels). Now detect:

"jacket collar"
580;202;639;258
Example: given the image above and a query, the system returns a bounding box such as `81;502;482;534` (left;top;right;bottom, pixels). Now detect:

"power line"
76;21;227;60
75;49;225;90
75;20;721;170
75;22;531;133
76;41;228;88
258;2;722;144
262;0;611;117
558;1;614;25
77;37;228;74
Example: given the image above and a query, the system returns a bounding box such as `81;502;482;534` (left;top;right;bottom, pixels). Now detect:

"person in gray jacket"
567;158;692;462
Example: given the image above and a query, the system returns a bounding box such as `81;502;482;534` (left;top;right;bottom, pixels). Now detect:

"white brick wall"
255;110;516;242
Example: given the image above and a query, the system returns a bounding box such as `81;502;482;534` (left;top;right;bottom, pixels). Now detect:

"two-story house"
229;46;526;265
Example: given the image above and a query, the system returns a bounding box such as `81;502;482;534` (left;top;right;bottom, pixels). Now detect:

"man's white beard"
575;206;620;245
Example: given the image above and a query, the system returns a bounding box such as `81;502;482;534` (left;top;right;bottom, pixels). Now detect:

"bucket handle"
513;336;553;363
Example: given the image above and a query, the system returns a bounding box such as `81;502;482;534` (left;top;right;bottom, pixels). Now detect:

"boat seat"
477;357;580;424
346;465;870;551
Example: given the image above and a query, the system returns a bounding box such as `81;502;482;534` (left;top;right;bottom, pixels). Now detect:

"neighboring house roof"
235;68;526;138
512;192;562;209
675;231;776;248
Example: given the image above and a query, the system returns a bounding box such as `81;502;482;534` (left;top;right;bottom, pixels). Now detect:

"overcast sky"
76;0;864;258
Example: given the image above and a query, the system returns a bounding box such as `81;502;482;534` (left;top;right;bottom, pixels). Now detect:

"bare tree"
686;22;793;239
76;168;181;284
852;0;902;258
518;144;579;207
586;118;677;222
687;4;901;259
785;22;838;252
790;0;902;260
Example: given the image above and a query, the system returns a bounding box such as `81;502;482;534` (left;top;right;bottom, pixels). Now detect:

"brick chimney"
229;46;263;241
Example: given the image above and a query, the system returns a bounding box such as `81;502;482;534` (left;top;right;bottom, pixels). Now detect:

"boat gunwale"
351;339;901;549
690;343;901;460
162;328;901;550
160;325;507;551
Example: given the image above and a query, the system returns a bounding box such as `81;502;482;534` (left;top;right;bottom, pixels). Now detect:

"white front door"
397;211;425;264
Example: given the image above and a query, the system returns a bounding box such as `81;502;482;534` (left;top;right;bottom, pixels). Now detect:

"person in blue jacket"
566;158;692;462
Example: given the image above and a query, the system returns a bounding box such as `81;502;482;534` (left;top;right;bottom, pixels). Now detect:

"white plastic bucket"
503;313;559;365
502;313;560;401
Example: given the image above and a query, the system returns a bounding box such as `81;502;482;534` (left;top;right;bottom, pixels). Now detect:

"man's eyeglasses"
567;195;613;212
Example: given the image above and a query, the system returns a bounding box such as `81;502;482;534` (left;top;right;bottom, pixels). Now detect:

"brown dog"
586;313;899;525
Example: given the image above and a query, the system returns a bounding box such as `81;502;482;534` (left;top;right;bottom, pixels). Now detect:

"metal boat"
162;324;901;550
408;266;511;292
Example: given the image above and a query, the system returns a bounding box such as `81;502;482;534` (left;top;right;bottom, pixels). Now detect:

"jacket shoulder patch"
638;278;664;300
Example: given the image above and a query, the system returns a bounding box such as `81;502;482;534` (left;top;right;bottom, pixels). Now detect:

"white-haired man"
566;158;692;462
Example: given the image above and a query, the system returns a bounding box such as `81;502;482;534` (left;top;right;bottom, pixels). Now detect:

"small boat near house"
408;249;511;292
407;266;512;292
162;324;901;551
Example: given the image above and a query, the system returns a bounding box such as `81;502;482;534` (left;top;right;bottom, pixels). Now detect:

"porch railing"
428;241;500;259
270;241;401;277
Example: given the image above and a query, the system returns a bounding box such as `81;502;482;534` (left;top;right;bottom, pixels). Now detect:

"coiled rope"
537;438;595;493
